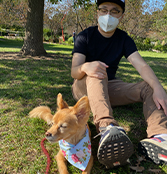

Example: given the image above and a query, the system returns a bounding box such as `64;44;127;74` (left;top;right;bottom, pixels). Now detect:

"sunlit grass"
0;37;73;55
0;38;167;174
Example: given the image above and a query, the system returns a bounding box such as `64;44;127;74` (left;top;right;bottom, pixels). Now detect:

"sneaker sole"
138;139;167;164
97;127;134;168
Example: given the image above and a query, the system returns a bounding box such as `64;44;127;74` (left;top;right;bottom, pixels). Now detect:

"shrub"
43;35;50;42
0;24;25;36
43;29;59;43
161;40;166;46
153;44;167;53
135;40;153;51
0;31;8;36
144;38;151;45
132;36;151;51
49;36;59;43
43;28;51;38
68;36;73;45
64;33;71;40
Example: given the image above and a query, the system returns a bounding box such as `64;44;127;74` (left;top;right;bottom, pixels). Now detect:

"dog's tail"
29;106;53;125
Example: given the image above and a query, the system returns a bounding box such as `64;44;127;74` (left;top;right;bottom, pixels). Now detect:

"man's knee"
86;76;108;87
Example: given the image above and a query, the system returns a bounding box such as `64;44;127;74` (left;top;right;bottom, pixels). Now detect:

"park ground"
0;39;167;173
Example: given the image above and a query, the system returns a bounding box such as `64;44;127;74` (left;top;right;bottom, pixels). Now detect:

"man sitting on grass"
71;0;167;168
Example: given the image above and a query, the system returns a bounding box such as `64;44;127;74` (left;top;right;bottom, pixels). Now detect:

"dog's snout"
45;132;52;137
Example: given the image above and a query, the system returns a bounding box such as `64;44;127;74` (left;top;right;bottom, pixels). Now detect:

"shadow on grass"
0;53;167;174
44;43;73;53
0;38;23;48
0;55;75;109
118;58;167;87
0;38;74;54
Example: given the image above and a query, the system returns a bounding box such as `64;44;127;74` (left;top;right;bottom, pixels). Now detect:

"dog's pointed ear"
57;93;69;110
73;96;90;122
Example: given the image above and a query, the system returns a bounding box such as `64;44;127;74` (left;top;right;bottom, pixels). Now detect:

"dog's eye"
59;124;67;129
49;122;54;126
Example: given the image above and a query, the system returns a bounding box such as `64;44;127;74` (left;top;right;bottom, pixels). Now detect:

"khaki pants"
72;76;167;138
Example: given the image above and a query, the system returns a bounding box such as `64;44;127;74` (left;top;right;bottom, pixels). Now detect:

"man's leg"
107;79;167;164
72;76;119;130
107;79;167;136
73;77;167;165
72;76;133;168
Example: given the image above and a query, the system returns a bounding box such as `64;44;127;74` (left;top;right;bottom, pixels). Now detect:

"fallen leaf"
137;155;145;162
130;166;145;172
148;168;162;173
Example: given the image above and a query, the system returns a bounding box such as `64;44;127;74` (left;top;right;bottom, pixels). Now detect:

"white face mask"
98;14;121;32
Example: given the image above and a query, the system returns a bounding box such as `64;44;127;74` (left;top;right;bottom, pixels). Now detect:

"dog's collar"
59;127;91;171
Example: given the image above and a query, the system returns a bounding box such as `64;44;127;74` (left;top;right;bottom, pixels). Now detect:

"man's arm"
127;51;167;115
71;53;86;80
71;53;109;80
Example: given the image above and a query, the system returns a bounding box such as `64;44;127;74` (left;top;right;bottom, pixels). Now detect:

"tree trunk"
20;0;46;56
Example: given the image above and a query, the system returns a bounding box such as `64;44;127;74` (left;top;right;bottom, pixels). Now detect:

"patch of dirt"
0;103;7;109
0;52;72;60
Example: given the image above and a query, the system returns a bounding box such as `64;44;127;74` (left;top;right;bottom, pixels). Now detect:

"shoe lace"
93;125;126;139
93;125;113;139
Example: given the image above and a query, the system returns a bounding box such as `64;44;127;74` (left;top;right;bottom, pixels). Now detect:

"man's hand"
81;61;109;79
153;86;167;116
128;51;167;116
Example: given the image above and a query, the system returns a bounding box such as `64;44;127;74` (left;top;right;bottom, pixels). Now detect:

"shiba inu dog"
29;93;93;174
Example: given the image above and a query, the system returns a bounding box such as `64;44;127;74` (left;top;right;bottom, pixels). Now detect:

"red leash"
40;138;51;174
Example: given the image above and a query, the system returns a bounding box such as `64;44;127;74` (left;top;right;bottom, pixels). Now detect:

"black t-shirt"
72;26;137;80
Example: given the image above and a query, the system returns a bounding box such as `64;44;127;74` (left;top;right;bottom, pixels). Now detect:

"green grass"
0;37;73;54
0;38;167;174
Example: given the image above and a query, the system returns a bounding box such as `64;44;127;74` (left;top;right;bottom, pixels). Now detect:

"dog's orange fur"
29;93;93;174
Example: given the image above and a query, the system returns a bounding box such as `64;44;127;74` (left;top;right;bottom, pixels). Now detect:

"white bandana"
59;127;91;171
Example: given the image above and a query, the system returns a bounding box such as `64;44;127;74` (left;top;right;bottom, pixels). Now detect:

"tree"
44;0;72;41
152;0;167;40
20;0;92;56
20;0;47;56
119;0;148;38
44;3;63;41
0;0;27;27
60;1;96;35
